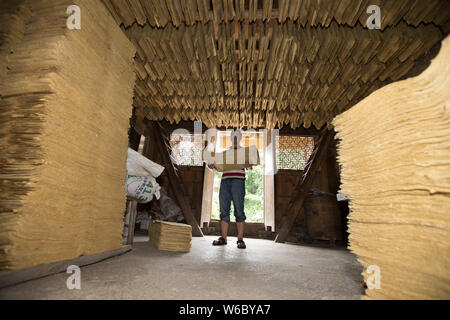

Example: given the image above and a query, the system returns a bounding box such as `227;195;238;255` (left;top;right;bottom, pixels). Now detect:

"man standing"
208;129;254;249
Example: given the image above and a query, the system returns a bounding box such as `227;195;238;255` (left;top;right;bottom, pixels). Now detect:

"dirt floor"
0;235;364;300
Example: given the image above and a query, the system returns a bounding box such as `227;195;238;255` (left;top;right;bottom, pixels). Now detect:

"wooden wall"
177;166;204;224
275;170;300;232
274;138;345;243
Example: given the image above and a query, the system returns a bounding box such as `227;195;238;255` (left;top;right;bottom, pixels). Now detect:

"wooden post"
264;129;276;232
274;130;332;243
200;167;215;227
124;200;138;245
148;121;204;237
128;127;141;151
142;136;158;160
133;117;150;137
0;245;132;289
200;128;217;227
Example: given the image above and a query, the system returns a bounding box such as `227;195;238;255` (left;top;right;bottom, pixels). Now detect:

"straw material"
0;0;136;270
0;1;30;83
149;220;192;252
103;0;448;129
333;36;450;299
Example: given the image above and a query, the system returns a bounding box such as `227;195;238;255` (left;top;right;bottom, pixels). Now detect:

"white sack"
126;147;164;178
126;175;161;203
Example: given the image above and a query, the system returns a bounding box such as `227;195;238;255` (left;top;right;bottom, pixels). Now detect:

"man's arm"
243;161;254;170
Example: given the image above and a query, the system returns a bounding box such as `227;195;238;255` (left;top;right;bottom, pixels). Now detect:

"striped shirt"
221;146;246;180
222;169;246;180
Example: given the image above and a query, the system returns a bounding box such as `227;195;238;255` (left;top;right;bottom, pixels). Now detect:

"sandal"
212;237;227;246
237;240;246;249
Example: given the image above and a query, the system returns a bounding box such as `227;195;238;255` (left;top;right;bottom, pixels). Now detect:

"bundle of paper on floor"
0;0;135;270
148;220;192;252
333;36;450;299
203;145;260;172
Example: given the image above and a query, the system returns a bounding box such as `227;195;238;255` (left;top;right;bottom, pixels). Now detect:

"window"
276;136;314;170
169;133;205;166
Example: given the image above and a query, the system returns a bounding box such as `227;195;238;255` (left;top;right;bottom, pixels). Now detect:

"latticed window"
169;133;205;166
276;136;314;170
216;130;264;152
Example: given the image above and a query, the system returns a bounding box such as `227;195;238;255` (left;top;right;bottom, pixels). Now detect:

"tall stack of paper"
149;220;192;252
0;0;30;82
0;0;136;270
333;36;450;299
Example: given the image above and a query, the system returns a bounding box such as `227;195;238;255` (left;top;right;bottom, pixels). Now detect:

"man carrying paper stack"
207;129;260;249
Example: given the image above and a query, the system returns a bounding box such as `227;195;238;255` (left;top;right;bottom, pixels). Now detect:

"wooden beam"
160;119;208;135
278;125;321;136
132;116;150;137
124;200;138;245
128;126;141;151
142;136;156;160
274;129;333;243
0;245;132;289
200;166;215;227
147;121;204;237
200;128;217;227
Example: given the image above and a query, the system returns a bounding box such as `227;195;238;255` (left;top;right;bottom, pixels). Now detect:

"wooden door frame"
263;129;276;232
200;129;218;227
200;129;271;226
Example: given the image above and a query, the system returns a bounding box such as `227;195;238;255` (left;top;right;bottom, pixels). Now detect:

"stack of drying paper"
333;37;450;299
149;220;192;252
0;0;136;270
203;145;260;172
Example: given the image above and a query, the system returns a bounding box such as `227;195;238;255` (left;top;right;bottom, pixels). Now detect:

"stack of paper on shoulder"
148;220;192;252
203;145;260;172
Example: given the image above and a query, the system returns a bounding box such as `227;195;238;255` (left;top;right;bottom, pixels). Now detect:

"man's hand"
243;162;254;170
207;163;216;170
